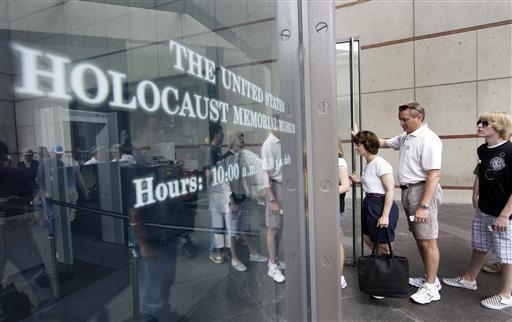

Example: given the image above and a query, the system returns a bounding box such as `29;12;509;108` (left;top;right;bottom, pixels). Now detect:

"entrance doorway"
336;38;363;265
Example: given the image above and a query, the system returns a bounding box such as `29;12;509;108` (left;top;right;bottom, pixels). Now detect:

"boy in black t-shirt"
443;112;512;310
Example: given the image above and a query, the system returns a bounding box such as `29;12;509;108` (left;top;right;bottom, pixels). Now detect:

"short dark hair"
209;124;223;141
353;130;379;155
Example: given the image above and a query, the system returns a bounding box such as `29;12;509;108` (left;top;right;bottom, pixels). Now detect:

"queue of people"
341;102;512;310
204;122;286;283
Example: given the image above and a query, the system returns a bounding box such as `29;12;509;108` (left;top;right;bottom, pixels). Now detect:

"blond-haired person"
443;112;512;310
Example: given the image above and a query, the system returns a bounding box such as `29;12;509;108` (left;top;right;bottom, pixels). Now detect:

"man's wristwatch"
419;203;429;209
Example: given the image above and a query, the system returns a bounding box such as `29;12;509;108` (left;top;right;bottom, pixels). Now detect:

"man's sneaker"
441;276;477;290
410;284;441;304
482;261;503;273
268;264;285;283
209;254;224;264
231;259;247;272
481;294;512;310
268;259;285;270
249;253;268;262
371;295;385;299
409;276;442;290
340;275;348;289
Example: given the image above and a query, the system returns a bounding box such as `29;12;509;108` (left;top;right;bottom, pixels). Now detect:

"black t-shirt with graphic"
477;141;512;217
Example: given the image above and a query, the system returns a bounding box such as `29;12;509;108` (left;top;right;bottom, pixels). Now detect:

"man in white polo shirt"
262;119;285;283
379;101;443;304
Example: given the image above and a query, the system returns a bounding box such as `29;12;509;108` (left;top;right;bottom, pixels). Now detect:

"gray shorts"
402;183;442;240
266;181;283;229
226;200;251;237
472;208;512;264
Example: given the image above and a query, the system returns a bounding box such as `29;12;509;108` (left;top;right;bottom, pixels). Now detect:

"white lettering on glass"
70;63;109;105
12;43;71;100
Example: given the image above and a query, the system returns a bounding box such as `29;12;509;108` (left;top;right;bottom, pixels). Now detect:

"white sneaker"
481;294;512;310
268;265;285;283
249;253;268;262
340;275;348;289
371;295;385;299
410;284;441;304
231;259;247;272
442;276;477;290
409;276;442;290
268;259;285;270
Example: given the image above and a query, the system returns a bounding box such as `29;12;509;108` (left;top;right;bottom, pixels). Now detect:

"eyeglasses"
476;120;489;127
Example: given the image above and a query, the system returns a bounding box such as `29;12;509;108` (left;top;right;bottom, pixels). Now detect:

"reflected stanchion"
48;235;61;299
129;244;139;322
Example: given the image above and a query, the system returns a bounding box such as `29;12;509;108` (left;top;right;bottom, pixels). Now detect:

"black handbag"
357;229;409;298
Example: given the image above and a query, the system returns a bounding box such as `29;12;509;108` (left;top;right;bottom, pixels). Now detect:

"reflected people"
205;124;230;264
84;145;108;165
261;124;286;283
222;131;268;272
127;162;186;322
111;143;136;166
36;145;88;235
0;140;55;320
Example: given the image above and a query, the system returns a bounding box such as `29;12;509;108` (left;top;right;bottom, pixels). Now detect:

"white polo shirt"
386;124;442;185
261;133;282;183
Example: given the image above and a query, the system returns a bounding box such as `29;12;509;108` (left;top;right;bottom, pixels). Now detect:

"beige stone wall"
335;0;512;203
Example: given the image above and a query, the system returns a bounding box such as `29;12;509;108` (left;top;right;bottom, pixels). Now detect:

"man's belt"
400;181;426;190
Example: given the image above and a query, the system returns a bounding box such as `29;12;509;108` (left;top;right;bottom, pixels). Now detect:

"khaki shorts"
266;181;283;229
402;184;442;240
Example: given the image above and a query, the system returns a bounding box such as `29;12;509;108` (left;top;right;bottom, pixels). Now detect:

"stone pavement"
341;203;512;322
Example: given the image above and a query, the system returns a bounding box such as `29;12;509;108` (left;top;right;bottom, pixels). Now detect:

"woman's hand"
377;216;389;228
351;123;359;137
349;172;361;184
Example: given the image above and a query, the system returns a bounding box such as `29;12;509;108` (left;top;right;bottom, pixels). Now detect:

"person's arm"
129;208;155;260
267;173;280;215
494;194;512;232
338;165;350;194
379;138;389;148
75;167;89;200
415;169;441;222
472;175;479;209
349;171;361;184
377;173;394;228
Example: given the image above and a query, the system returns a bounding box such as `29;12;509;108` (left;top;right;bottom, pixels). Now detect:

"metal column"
302;1;341;321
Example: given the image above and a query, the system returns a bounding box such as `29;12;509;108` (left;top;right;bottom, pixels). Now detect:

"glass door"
336;38;363;264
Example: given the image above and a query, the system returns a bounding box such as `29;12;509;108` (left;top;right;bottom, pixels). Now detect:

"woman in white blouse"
350;130;399;255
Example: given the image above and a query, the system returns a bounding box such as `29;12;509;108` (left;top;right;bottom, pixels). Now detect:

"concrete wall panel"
415;32;477;87
0;102;14;127
9;4;65;37
416;82;477;135
477;25;512;80
477;78;512;115
361;89;414;138
415;1;512;36
441;190;473;204
7;0;63;22
361;42;414;93
440;138;478;187
0;74;13;101
335;1;413;45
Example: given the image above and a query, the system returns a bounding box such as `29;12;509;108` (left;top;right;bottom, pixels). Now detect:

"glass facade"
0;1;315;321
